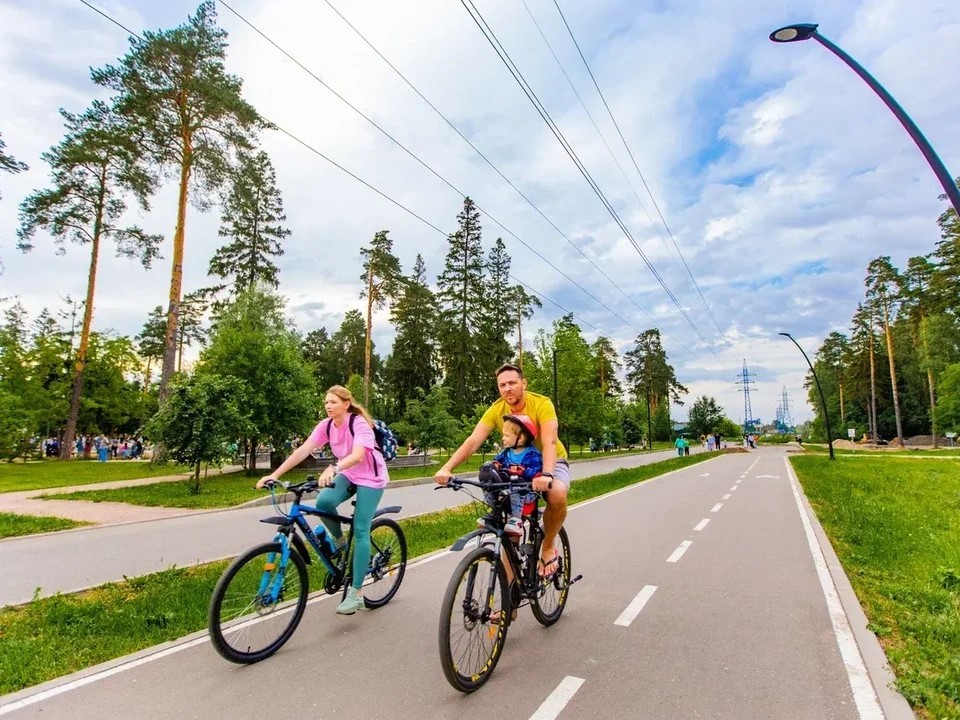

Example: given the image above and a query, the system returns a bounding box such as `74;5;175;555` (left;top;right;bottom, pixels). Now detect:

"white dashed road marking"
529;676;586;720
666;540;693;563
722;493;731;500
693;518;710;532
614;585;658;627
710;503;723;512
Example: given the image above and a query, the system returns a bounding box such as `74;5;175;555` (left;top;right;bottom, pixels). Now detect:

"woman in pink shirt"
258;385;389;615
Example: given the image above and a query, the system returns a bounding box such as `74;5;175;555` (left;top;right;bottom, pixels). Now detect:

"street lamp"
779;332;835;460
769;23;960;216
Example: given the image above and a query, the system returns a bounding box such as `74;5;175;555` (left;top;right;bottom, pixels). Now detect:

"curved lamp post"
779;332;835;460
770;23;960;215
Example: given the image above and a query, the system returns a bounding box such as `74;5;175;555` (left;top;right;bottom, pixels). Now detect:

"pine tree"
92;1;265;402
481;237;515;380
386;254;437;414
17;101;162;458
508;284;541;370
208;149;288;299
436;197;486;418
592;337;622;399
865;256;905;445
331;310;369;382
624;329;687;448
359;230;402;405
136;306;167;393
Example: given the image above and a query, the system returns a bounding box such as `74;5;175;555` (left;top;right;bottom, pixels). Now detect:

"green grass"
801;444;960;457
791;455;960;719
0;451;714;694
0;512;90;539
46;446;678;509
0;460;194;494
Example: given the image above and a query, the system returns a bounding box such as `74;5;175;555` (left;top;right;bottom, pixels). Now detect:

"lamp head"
769;23;819;43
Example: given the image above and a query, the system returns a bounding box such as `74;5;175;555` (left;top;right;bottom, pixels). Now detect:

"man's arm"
435;422;493;484
539;418;558;475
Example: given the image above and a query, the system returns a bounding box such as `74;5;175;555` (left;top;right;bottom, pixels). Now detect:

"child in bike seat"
477;414;543;540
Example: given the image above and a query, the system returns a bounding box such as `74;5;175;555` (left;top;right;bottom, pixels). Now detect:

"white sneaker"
336;587;366;615
504;517;523;539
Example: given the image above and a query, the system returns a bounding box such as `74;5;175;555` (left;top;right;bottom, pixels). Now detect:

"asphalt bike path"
0;448;698;607
0;448;908;719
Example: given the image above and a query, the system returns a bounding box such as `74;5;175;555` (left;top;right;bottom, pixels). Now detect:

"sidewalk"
0;464;248;525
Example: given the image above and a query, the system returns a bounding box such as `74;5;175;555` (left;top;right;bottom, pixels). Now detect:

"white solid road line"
529;676;586;720
784;458;884;719
693;518;710;532
666;540;693;563
710;503;723;512
614;585;658;627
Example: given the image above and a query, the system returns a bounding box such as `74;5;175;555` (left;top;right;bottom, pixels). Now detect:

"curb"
785;459;916;720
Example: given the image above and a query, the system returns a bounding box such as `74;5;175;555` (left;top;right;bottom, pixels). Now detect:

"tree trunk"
927;369;938;448
248;436;258;475
159;132;193;403
882;302;905;445
364;264;374;406
61;178;106;460
516;306;523;369
920;326;938;448
838;376;845;426
869;321;878;444
177;324;184;373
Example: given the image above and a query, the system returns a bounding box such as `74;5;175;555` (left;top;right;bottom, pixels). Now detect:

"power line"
459;0;718;357
517;0;688;289
318;0;690;354
548;0;725;339
76;0;635;359
216;0;667;350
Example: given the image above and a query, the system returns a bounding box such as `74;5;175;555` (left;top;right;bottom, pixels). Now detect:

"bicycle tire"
438;546;510;693
362;517;407;608
208;541;309;664
531;526;571;627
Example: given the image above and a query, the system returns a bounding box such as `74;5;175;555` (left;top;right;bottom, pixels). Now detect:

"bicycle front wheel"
531;527;571;627
438;546;510;693
208;541;308;664
362;517;407;608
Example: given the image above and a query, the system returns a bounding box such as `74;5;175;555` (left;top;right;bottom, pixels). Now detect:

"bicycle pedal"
569;574;584;585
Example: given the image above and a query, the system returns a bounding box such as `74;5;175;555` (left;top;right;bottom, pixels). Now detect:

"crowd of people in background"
40;434;147;460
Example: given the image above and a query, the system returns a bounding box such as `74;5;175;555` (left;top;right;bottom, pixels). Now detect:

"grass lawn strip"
45;446;679;509
790;455;960;720
0;513;90;539
0;452;713;695
0;461;194;494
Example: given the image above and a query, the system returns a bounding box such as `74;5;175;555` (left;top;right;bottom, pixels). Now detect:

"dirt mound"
904;435;951;447
831;439;902;451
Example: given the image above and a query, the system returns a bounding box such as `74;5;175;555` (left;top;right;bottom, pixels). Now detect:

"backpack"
325;413;399;474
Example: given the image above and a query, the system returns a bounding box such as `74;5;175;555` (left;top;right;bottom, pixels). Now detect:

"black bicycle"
437;474;581;692
208;477;407;664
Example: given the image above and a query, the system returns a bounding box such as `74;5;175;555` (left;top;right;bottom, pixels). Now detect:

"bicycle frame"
260;480;402;598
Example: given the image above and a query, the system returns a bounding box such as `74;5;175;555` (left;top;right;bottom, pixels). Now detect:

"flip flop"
538;548;560;579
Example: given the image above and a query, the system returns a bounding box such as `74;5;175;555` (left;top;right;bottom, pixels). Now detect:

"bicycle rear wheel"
531;527;571;627
438;546;510;693
208;541;308;664
361;517;407;608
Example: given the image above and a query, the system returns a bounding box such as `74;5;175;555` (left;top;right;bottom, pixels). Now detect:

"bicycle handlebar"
436;476;550;492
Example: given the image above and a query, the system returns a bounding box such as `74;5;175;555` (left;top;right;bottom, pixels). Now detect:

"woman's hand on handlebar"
434;467;454;486
317;464;337;487
531;474;554;492
256;475;279;489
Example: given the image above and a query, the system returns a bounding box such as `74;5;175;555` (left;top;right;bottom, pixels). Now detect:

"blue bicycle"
208;477;406;664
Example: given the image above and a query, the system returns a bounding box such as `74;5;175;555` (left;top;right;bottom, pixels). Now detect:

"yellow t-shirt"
480;391;568;460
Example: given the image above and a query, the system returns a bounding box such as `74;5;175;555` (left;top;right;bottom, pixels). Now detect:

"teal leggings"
315;474;384;590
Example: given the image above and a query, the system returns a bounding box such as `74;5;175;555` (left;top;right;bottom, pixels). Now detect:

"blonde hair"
326;385;375;427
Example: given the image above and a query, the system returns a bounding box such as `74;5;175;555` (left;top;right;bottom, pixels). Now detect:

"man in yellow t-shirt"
436;363;569;578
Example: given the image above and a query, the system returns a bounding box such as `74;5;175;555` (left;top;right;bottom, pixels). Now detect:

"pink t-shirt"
309;414;389;489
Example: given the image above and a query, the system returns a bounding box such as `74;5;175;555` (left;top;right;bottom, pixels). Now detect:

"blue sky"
1;0;958;426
